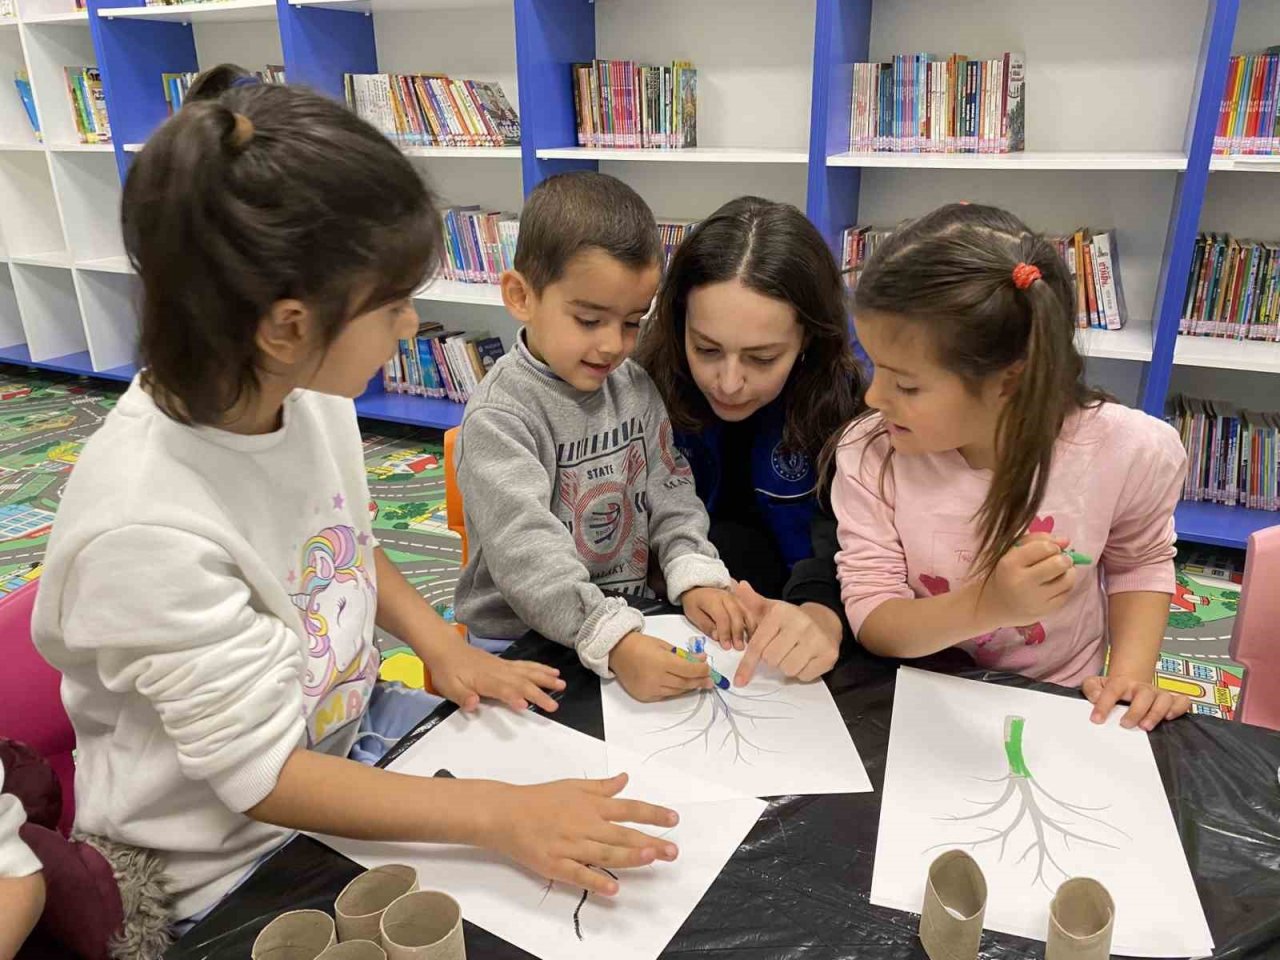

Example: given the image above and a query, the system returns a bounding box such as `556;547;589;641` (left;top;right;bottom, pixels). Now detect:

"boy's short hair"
514;172;660;293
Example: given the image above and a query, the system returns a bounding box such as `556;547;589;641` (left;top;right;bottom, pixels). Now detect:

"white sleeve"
59;526;308;813
0;767;40;878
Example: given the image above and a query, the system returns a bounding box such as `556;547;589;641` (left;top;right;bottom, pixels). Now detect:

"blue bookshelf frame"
0;0;1274;547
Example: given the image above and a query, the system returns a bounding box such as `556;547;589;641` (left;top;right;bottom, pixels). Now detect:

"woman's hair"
637;196;863;462
122;64;441;425
836;202;1108;577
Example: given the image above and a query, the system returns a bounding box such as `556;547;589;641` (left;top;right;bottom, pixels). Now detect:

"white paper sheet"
600;614;872;799
318;707;765;960
871;667;1214;958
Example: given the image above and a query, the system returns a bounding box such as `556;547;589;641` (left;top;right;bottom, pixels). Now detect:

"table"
168;627;1280;960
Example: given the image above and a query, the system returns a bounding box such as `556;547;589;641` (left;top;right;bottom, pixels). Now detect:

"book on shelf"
383;320;507;404
441;207;518;286
1171;396;1280;511
839;224;893;288
1048;228;1128;330
659;220;697;271
571;59;697;149
1179;233;1280;342
13;72;40;142
1212;48;1280;156
849;52;1024;154
344;74;519;148
64;67;110;145
162;65;284;115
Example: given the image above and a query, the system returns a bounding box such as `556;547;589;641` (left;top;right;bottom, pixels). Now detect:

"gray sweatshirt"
454;333;731;675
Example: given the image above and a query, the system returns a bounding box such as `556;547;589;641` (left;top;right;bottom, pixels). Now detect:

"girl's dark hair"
832;202;1108;578
122;65;441;425
637;196;863;462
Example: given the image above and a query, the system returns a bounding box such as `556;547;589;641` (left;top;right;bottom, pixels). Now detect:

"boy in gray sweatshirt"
455;172;750;702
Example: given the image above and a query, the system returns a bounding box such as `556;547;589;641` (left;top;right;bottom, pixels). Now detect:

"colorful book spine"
344;74;520;148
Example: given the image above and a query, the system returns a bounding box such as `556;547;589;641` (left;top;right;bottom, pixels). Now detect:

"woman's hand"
732;581;842;686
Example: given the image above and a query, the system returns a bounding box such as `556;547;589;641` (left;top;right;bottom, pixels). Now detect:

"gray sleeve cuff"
575;597;647;678
664;553;733;603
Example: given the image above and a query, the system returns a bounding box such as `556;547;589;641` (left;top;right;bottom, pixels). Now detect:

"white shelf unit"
536;146;810;164
0;0;137;376
96;0;278;22
371;0;522;349
843;0;1209;404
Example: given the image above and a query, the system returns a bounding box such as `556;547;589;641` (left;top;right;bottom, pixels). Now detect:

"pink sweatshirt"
831;402;1188;686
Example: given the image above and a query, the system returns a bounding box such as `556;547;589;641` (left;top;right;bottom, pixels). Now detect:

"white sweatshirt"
33;379;380;921
0;765;41;878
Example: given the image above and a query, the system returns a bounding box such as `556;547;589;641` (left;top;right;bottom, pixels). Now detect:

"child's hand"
732;581;840;686
681;586;751;649
609;632;711;702
429;643;565;713
979;534;1077;627
1082;675;1190;730
488;773;679;895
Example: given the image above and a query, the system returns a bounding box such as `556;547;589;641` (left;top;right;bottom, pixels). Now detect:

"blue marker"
670;644;730;690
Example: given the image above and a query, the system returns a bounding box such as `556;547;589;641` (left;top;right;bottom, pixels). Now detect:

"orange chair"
444;426;467;565
1229;524;1280;731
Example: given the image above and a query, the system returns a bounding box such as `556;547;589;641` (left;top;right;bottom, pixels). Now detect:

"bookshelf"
0;0;1273;547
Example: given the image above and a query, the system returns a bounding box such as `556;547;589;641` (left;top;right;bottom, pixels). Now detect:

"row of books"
1213;49;1280;156
659;220;696;271
344;74;519;148
1050;229;1128;331
572;60;697;149
441;207;518;285
162;65;284;115
13;72;39;141
1180;234;1280;341
849;52;1025;154
65;66;110;145
1174;545;1246;584
1171;396;1280;511
839;225;892;287
384;322;506;403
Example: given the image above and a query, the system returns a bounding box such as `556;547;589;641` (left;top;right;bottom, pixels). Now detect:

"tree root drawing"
929;715;1129;891
643;636;794;765
539;866;619;941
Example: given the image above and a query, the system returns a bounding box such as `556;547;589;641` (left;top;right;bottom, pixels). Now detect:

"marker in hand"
1015;537;1092;566
669;645;730;690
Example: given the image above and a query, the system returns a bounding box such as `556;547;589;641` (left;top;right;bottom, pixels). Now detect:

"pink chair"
0;580;76;834
1229;524;1280;731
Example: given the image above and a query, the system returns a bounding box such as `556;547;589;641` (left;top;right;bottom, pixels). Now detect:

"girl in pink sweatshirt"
830;203;1190;731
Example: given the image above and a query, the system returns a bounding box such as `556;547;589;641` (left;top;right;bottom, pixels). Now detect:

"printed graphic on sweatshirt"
555;417;652;594
290;524;379;745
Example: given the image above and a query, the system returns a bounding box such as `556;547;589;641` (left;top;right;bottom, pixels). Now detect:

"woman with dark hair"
637;197;865;685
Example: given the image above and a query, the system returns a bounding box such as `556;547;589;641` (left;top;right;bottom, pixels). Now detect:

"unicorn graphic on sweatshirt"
291;524;378;744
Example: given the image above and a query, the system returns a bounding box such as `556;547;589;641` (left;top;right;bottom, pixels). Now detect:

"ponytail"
974;273;1082;576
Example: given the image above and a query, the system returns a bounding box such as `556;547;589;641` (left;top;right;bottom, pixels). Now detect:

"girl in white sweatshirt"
32;66;679;953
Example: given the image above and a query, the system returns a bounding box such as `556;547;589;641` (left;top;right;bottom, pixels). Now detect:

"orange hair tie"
1011;262;1041;290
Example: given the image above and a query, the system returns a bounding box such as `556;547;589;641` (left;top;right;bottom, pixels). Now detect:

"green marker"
1015;538;1093;566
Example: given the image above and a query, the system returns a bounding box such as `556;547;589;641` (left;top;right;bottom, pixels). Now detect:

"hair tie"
1011;262;1041;290
229;112;255;151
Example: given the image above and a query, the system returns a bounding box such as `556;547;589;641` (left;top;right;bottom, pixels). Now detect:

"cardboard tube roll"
919;850;988;960
251;910;338;960
336;864;420;942
317;941;388;960
380;890;465;960
1047;877;1115;960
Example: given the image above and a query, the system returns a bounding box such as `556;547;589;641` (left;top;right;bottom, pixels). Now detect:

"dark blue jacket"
674;399;817;570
